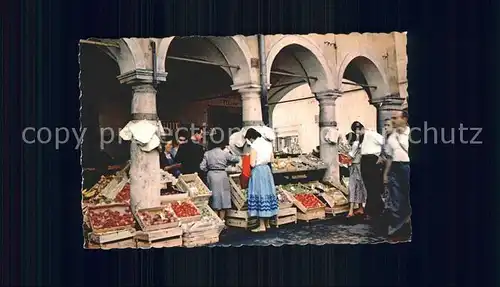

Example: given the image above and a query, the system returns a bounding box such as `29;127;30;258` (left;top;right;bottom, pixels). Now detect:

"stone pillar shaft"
315;90;341;184
234;84;263;127
374;95;405;134
117;69;167;211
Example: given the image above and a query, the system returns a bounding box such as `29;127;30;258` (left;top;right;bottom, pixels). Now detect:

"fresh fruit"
294;193;324;209
171;201;200;218
88;206;134;230
137;208;176;226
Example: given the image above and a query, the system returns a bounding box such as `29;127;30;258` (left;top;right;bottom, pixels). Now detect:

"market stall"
82;167;225;249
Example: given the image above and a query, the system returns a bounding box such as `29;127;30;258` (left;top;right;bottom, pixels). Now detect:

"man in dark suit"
174;128;205;176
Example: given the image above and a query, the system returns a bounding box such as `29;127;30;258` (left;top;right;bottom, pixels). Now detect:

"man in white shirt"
383;110;411;241
351;121;385;220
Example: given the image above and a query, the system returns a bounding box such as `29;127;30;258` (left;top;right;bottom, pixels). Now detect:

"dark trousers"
360;155;384;217
387;162;411;236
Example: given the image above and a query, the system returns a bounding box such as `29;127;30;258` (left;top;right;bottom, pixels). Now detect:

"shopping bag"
240;154;251;189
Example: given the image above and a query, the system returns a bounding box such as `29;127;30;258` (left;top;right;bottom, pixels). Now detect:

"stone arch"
266;35;335;96
337;53;390;101
156;36;254;85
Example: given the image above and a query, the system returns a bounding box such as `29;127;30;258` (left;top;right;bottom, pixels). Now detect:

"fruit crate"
318;191;349;216
159;184;189;203
296;208;326;222
225;209;258;229
276;187;294;209
182;228;220;248
86;237;136;249
228;174;248;210
102;175;129;200
170;200;202;224
177;173;212;205
88;228;136;244
87;203;136;234
135;226;183;249
134;206;180;232
270;207;297;228
282;190;325;214
325;205;350;216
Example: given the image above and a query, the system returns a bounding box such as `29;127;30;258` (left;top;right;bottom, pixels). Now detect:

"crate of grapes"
177;173;212;205
134;206;180;232
228;174;248;210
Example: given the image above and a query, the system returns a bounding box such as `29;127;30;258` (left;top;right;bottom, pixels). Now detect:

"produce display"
276;188;291;205
198;205;223;225
160;171;177;185
279;183;313;194
88;206;134;230
137;208;177;226
114;184;130;203
294;193;325;209
331;191;348;206
302;154;327;167
171;201;200;218
160;184;184;196
82;175;114;200
186;181;210;196
303;181;328;192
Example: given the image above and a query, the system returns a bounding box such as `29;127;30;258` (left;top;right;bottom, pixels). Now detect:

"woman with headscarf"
200;130;240;220
244;128;279;232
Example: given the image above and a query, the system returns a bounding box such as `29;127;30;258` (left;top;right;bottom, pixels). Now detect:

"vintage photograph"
79;33;410;249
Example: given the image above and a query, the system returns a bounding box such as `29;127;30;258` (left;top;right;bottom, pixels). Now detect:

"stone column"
315;90;341;183
373;95;405;134
117;69;167;211
232;83;263;127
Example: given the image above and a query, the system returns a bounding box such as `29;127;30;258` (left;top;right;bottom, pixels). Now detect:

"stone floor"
212;216;395;246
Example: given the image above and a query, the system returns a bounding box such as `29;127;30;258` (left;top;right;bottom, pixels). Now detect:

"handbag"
240;154;251;189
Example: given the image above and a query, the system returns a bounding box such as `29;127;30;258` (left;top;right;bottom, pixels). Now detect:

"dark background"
1;0;497;286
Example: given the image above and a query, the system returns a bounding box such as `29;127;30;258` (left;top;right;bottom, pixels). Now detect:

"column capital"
315;89;342;102
117;69;168;85
371;94;405;111
231;82;261;93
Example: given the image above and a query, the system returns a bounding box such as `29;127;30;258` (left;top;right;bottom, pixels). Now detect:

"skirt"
348;163;367;204
247;165;279;218
207;171;232;210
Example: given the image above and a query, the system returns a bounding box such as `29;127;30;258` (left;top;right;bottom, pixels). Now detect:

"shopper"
174;129;205;175
383;110;411;241
245;128;279;232
346;132;367;218
351;121;385;221
159;140;181;177
200;131;240;220
378;118;394;204
170;138;179;159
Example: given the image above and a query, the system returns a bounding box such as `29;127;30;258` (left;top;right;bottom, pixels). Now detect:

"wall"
271;80;377;153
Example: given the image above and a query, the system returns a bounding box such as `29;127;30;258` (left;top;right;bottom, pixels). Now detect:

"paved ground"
213;217;394;246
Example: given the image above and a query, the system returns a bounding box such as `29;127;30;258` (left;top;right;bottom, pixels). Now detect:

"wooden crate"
135;226;183;242
171;200;202;224
136;236;183;249
285;191;326;214
102;175;128;200
134;206;180;232
87;203;136;234
225;209;258;229
296;208;326;222
228;174;248;210
325;205;350;216
183;234;219;248
270;207;297;228
177;173;212;204
87;238;136;249
88;228;136;244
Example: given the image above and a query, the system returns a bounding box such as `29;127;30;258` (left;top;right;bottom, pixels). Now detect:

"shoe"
346;213;355;218
354;208;364;215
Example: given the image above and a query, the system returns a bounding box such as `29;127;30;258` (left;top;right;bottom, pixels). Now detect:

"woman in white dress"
346;132;368;218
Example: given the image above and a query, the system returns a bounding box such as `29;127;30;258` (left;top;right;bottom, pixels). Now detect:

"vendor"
159;139;181;177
